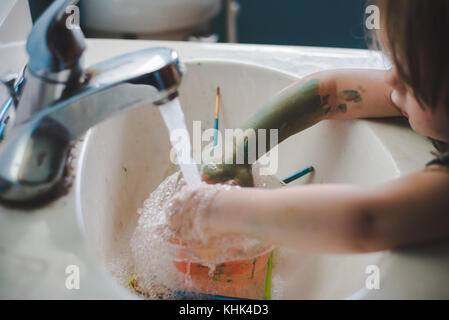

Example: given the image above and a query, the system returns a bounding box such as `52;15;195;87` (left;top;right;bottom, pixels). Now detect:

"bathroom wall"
29;0;367;48
213;0;368;48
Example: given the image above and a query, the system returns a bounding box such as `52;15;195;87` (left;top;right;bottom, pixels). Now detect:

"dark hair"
369;0;449;111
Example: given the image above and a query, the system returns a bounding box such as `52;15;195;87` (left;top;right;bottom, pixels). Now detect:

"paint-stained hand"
200;139;254;187
201;163;254;187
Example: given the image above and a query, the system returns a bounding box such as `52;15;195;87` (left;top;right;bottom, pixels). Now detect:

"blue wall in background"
30;0;368;49
215;0;368;48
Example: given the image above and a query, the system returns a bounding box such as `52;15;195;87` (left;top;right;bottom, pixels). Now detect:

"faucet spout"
0;47;183;206
42;47;182;139
0;0;184;207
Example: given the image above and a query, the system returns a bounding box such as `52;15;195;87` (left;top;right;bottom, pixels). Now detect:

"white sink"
81;0;221;37
76;60;423;299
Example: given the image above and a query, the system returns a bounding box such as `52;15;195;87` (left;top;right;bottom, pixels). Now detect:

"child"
164;0;449;253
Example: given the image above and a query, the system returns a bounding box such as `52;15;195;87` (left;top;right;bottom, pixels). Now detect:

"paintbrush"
214;87;220;147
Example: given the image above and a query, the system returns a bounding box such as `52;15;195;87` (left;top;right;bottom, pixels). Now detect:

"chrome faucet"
0;0;183;207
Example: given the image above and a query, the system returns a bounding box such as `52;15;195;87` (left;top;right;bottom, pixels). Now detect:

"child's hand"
201;163;254;187
164;183;238;243
200;141;254;187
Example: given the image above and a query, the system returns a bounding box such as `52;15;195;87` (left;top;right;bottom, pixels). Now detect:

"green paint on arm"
203;79;331;184
342;90;362;103
242;79;328;157
337;104;347;113
320;94;330;107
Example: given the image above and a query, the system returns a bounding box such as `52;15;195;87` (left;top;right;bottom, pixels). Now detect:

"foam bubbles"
130;171;186;296
129;166;285;299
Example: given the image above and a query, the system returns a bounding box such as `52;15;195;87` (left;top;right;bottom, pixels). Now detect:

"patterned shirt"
426;139;449;168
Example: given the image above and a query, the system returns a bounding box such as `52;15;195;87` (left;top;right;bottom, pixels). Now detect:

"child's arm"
203;69;401;185
169;69;448;252
241;68;400;141
206;165;449;253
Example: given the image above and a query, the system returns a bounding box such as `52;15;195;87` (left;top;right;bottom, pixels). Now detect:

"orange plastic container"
167;235;272;299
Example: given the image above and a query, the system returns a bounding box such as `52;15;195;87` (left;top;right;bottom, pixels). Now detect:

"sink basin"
77;60;402;299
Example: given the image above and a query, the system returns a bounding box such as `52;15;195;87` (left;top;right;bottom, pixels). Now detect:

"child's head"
373;0;449;142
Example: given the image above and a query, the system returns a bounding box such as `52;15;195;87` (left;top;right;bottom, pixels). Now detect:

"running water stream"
158;98;202;186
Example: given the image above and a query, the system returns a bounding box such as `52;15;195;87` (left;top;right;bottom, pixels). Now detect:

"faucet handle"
26;0;85;75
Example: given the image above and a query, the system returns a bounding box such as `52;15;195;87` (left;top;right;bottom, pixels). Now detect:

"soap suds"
107;162;284;299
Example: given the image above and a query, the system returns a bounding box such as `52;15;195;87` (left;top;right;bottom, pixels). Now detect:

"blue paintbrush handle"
213;118;219;146
283;166;314;184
